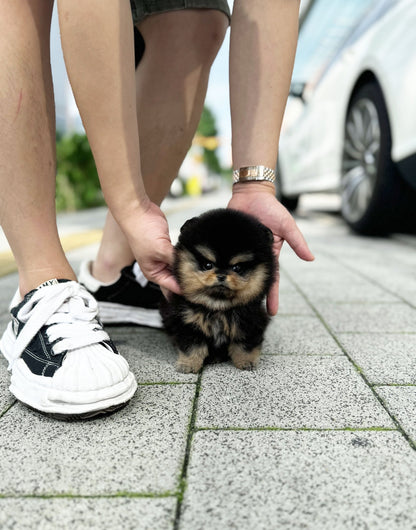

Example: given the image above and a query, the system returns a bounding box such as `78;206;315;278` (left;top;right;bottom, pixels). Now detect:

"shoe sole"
0;322;137;418
98;301;163;328
27;401;129;421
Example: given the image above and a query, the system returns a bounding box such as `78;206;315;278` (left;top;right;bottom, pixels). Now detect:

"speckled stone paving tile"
0;311;10;331
196;356;393;429
276;271;298;293
314;303;416;333
326;255;416;306
275;289;314;315
181;430;416;530
0;385;194;495
339;333;416;384
297;279;399;303
263;315;342;355
0;355;14;414
109;326;197;383
377;386;416;443
0;497;176;530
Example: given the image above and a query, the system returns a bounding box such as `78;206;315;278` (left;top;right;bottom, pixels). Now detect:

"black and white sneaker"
0;279;137;419
79;261;163;328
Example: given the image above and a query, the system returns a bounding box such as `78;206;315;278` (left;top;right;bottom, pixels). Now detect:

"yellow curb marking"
0;229;103;279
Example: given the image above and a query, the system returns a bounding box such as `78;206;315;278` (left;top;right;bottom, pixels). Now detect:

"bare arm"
227;0;314;315
230;0;300;168
57;0;179;292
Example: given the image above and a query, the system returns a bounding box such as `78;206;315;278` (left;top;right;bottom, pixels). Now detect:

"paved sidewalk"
1;191;416;529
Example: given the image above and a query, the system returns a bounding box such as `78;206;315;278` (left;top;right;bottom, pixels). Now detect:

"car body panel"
280;0;416;196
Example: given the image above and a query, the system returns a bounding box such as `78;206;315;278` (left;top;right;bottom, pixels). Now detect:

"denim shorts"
130;0;230;25
131;0;230;67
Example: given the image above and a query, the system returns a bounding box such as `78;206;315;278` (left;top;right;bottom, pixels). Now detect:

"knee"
192;11;228;65
140;10;228;68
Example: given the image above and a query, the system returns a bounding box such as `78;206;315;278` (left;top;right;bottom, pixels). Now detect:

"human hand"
228;181;314;315
120;200;180;295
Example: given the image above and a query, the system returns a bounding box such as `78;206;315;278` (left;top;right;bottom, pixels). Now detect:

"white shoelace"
11;281;109;363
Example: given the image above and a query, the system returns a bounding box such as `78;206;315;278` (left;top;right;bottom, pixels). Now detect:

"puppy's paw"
230;344;260;371
176;360;202;374
176;347;207;374
234;359;259;371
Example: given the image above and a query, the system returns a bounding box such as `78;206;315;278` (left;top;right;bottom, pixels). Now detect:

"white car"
278;0;416;234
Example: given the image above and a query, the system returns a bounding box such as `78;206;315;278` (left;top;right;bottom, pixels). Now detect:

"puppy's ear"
180;216;199;235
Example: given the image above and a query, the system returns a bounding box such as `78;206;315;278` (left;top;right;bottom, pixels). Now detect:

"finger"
284;223;314;261
157;241;176;268
155;271;181;295
267;241;282;316
267;276;279;316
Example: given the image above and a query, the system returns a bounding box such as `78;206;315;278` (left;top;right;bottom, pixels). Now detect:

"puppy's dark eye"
202;262;214;271
232;264;242;274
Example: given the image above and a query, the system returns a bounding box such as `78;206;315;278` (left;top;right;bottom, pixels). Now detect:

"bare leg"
0;0;76;296
92;9;228;283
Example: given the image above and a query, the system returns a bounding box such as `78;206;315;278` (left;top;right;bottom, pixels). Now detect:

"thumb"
154;270;181;295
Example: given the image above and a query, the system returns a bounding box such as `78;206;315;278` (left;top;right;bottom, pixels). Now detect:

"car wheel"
341;81;415;235
276;164;300;212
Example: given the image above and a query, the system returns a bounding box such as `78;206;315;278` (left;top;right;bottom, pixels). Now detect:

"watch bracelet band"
233;166;276;184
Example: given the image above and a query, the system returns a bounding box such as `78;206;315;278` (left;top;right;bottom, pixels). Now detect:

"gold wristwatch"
233;166;276;184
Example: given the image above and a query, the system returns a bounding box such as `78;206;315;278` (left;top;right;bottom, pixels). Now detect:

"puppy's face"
175;209;275;310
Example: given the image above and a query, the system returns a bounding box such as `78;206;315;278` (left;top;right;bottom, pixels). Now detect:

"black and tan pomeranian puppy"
160;208;276;373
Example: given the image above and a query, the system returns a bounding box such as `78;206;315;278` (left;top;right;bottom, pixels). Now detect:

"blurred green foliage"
197;106;217;137
55;133;105;212
197;106;222;175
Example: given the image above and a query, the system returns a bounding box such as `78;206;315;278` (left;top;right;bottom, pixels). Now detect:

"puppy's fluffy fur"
160;209;276;373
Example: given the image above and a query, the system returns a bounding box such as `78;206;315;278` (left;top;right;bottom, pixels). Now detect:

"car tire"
276;164;300;212
341;81;416;235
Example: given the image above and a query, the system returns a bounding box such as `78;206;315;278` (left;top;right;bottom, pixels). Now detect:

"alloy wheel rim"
341;97;381;223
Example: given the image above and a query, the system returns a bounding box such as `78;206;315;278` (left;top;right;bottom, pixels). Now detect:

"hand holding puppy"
228;181;314;315
119;200;181;295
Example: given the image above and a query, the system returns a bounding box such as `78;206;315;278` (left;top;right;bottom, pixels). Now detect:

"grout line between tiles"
280;264;416;453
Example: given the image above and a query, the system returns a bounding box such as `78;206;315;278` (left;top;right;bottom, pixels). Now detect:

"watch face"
240;166;260;178
233;166;275;184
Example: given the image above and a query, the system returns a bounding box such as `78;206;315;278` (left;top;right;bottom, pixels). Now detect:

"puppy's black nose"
217;274;227;283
